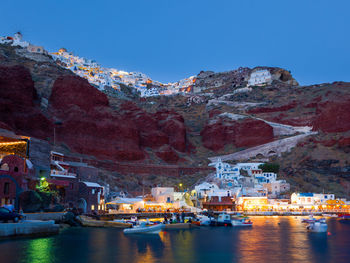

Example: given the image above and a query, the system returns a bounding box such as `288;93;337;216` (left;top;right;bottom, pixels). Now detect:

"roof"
51;174;76;179
47;179;70;187
82;181;102;188
26;159;33;169
107;197;142;205
299;193;314;197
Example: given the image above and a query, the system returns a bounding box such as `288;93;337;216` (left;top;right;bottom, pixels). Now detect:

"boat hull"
307;223;328;233
124;224;164;234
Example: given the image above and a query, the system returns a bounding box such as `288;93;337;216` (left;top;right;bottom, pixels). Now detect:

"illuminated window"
91;205;95;211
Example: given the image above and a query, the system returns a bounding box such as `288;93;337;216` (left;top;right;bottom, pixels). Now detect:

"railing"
51;170;76;177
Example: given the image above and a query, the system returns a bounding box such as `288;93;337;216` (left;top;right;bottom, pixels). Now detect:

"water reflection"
0;219;349;263
25;238;53;263
124;232;164;263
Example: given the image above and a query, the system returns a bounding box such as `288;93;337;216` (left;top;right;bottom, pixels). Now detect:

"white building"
27;44;47;54
291;193;335;206
151;187;174;203
194;182;219;199
237;162;264;174
209;159;241;182
248;69;272;86
264;180;290;197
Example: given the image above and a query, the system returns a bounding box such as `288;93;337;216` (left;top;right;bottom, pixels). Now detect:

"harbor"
1;216;350;263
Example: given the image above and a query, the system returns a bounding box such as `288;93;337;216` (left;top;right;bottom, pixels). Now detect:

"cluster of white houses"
0;32;47;55
1;33;275;98
50;48;196;97
106;159;349;213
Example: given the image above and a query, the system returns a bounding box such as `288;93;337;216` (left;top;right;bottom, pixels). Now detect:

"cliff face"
1;44;350;196
0;65;52;139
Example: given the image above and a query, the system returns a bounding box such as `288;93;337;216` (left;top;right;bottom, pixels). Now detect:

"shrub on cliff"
259;163;280;173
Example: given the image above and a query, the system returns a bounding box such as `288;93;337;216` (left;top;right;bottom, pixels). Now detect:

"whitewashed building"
151;187;174;203
291;193;335;206
248;69;272;86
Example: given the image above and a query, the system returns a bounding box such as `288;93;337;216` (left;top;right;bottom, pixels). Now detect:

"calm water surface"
1;217;350;263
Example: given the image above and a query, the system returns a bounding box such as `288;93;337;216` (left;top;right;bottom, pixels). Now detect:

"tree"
259;163;280;173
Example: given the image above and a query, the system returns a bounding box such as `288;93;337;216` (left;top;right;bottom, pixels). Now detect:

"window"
0;207;9;213
91;205;95;211
92;189;95;194
0;163;9;171
4;183;9;195
14;167;19;172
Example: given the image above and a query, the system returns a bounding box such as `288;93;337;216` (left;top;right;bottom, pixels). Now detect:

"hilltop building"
248;69;272;86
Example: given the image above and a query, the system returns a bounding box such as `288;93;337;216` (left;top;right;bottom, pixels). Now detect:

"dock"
0;220;60;238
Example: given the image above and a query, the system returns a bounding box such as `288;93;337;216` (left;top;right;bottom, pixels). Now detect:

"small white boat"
302;215;317;223
322;213;338;218
196;215;211;226
307;219;328;233
231;217;253;227
123;222;164;234
215;213;253;227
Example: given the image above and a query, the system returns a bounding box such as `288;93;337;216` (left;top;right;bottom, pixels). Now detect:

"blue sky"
1;0;349;85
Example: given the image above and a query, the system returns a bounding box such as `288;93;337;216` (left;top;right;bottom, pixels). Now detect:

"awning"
47;179;70;187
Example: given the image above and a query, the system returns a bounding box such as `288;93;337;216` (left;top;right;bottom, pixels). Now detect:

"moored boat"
306;218;328;233
301;215;317;223
231;216;253;227
123;222;164;234
212;213;253;227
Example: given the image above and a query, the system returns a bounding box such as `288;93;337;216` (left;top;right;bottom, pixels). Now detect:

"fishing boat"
215;213;232;226
123;222;164;234
306;218;328;233
213;213;253;227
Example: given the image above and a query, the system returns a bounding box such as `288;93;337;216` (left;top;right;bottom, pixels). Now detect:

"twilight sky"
1;0;349;85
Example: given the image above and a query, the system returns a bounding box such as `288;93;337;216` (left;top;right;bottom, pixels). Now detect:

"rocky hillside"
1;43;350;197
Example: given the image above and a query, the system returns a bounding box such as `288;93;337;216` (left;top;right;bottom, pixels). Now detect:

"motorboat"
216;213;232;226
301;215;317;223
306;218;328;233
322;213;338;218
123;222;164;234
214;213;253;227
231;216;253;227
196;215;212;226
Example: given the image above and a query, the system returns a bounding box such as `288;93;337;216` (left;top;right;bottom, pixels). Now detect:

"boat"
322;213;338;217
195;215;212;226
338;214;350;219
123;222;164;234
212;213;253;227
78;216;132;228
301;215;317;223
306;218;328;233
215;213;232;226
231;216;253;227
